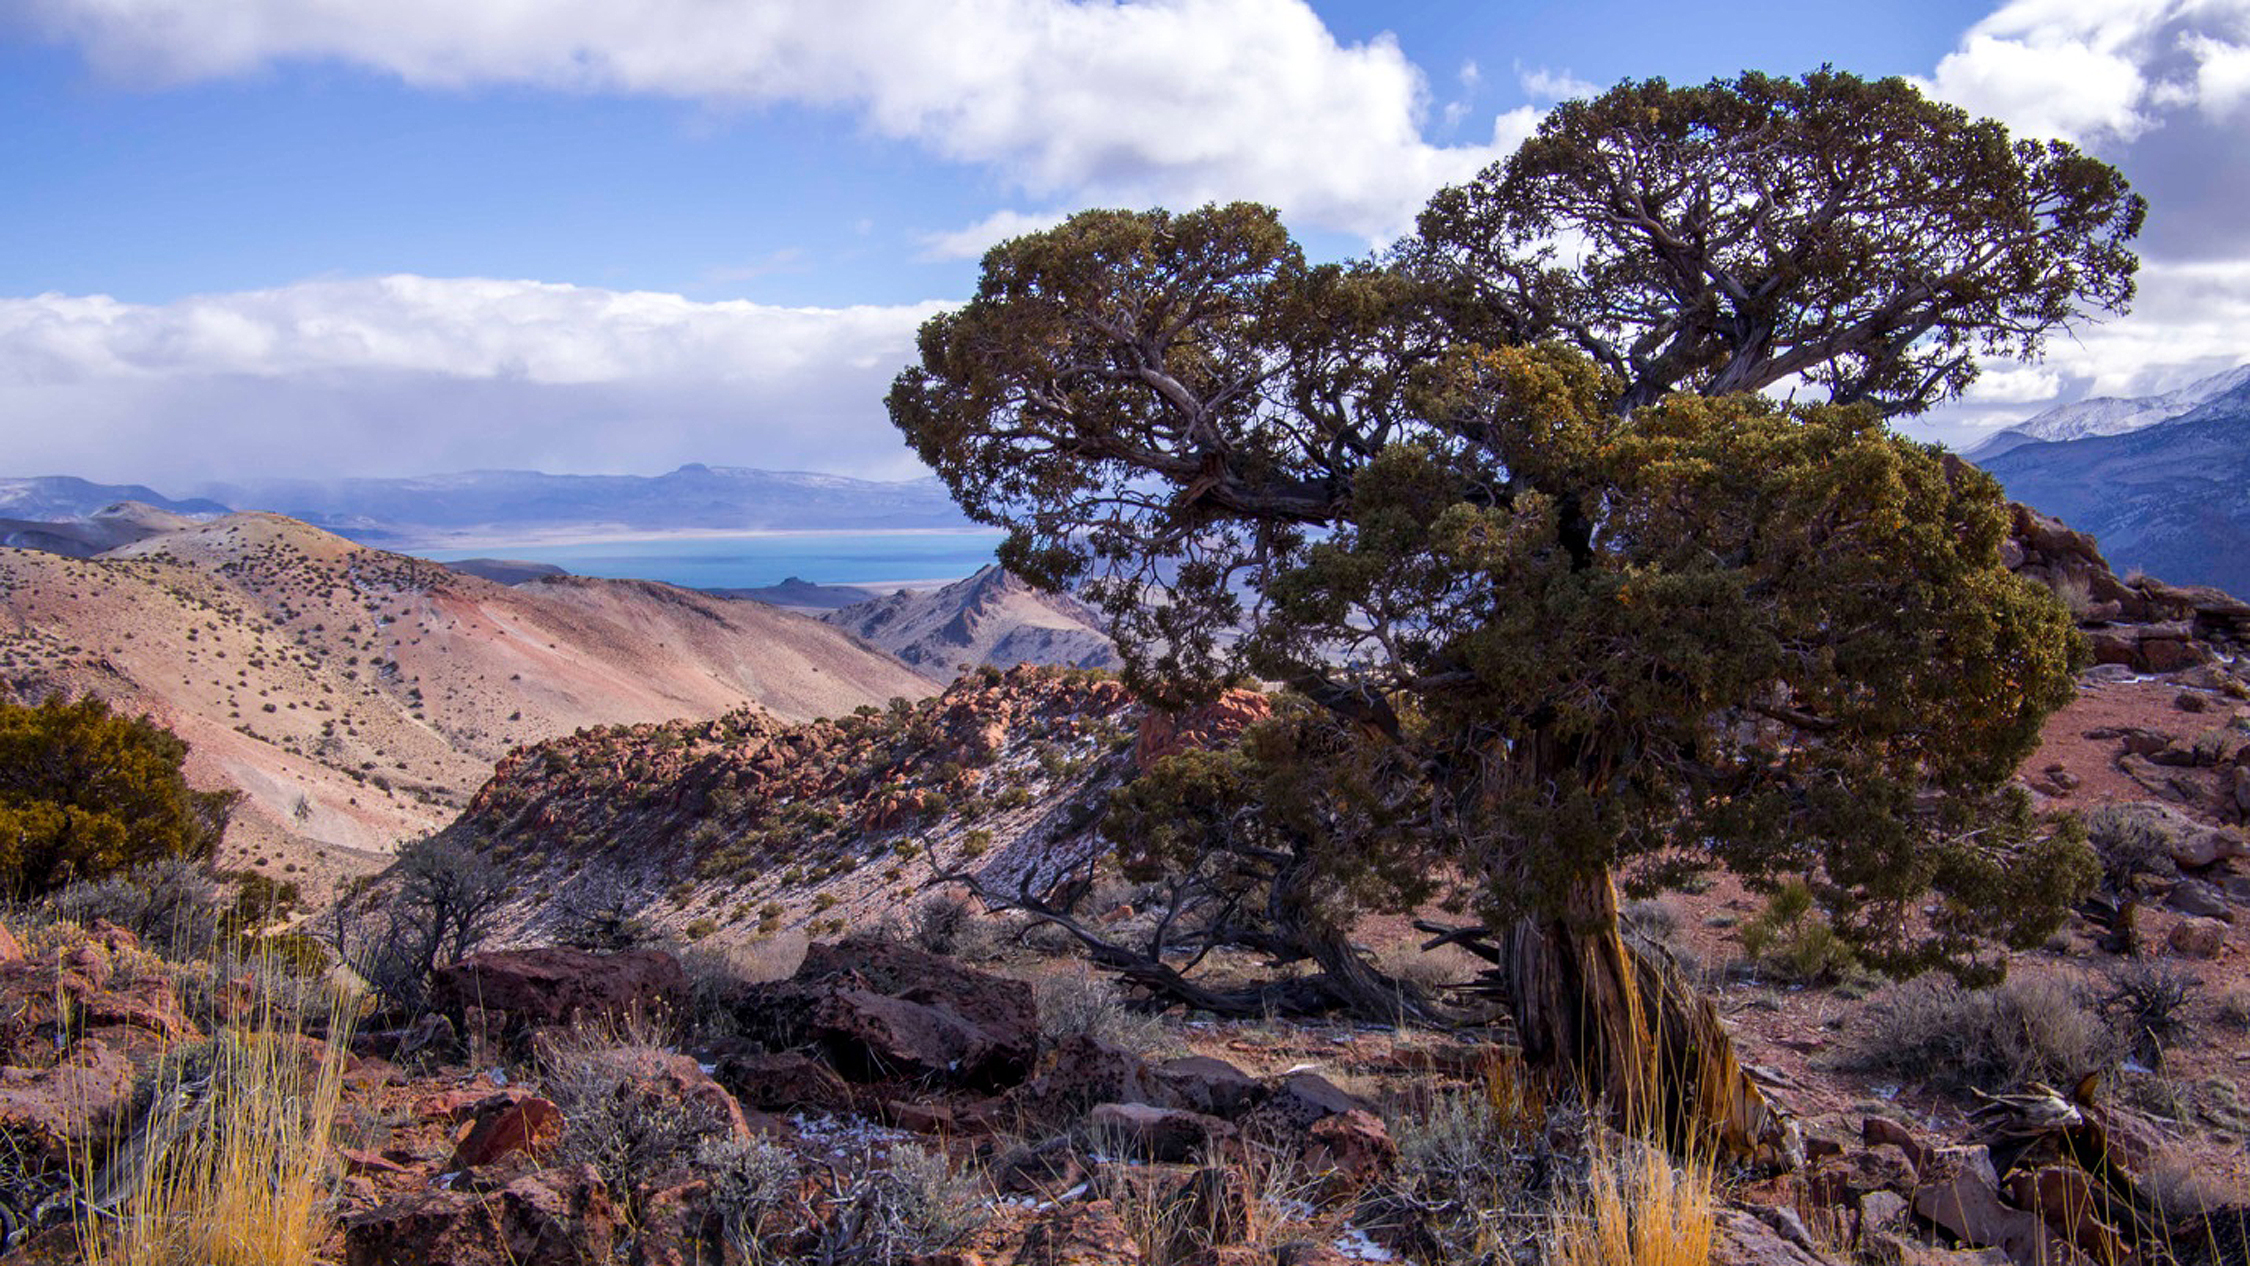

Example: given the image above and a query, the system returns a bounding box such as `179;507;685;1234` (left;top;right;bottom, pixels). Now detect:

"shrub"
2084;804;2179;889
1034;972;1169;1056
53;857;222;959
541;1024;737;1221
1848;973;2116;1094
1384;1068;1563;1264
0;696;238;897
1738;881;1860;984
2099;960;2201;1068
695;1135;803;1261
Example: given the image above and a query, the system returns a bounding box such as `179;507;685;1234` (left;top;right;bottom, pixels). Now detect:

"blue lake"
417;530;1007;590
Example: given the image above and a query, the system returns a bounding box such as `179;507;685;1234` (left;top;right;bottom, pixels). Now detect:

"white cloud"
917;209;1071;261
24;0;1540;239
1516;64;1597;103
1921;257;2250;445
0;278;949;481
1916;0;2250;144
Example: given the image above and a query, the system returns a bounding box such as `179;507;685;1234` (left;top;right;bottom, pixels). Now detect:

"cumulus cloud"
1516;65;1598;103
0;278;948;482
917;209;1070;261
23;0;1538;239
1923;257;2250;445
1916;0;2250;144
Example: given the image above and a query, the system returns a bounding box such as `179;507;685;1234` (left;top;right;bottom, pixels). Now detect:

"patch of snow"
1334;1226;1396;1261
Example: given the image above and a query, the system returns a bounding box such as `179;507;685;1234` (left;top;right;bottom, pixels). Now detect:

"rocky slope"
445;666;1167;947
0;513;932;893
821;565;1118;681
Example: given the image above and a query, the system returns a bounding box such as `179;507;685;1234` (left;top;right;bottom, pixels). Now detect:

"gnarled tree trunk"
1499;868;1797;1166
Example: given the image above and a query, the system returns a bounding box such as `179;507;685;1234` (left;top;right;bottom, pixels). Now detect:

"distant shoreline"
402;524;1000;552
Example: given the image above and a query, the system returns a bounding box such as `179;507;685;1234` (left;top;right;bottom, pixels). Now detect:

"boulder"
736;940;1038;1091
446;1093;562;1171
1910;1145;2093;1266
1134;690;1272;771
1243;1071;1371;1136
1711;1209;1835;1266
429;948;684;1033
993;1137;1090;1198
1011;1199;1144;1266
711;1049;855;1114
2005;1167;2127;1264
0;1037;136;1168
1300;1109;1397;1189
2171;827;2246;869
344;1163;618;1266
1149;1056;1259;1119
1010;1034;1164;1121
1086;1102;1236;1163
2166;879;2233;920
1806;1144;1918;1208
2167;917;2228;958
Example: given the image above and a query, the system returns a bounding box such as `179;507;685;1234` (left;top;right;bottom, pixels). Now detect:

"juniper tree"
888;71;2130;1155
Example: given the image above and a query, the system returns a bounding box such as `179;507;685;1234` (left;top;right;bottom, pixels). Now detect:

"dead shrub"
2099;960;2201;1068
1848;973;2116;1094
808;1143;982;1264
911;894;997;959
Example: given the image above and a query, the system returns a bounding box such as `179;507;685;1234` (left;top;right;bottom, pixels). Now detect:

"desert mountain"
0;512;932;893
193;463;973;544
0;500;200;559
1979;377;2250;595
821;564;1119;681
702;576;881;610
0;476;228;521
1965;362;2250;459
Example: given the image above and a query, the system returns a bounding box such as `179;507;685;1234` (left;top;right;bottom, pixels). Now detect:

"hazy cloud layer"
0;279;946;482
26;0;1536;240
1910;0;2250;440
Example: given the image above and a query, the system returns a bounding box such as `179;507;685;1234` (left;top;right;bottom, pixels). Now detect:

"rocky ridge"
822;565;1119;682
449;666;1163;947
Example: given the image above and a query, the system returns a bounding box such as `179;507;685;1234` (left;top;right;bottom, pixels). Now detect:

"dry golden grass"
74;976;354;1266
1549;1141;1717;1266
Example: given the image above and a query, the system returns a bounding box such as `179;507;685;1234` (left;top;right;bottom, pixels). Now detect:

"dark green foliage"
1409;69;2144;417
892;154;2102;981
0;695;237;897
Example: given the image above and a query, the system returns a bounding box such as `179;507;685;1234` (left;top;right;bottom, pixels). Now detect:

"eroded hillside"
0;513;933;894
447;666;1263;948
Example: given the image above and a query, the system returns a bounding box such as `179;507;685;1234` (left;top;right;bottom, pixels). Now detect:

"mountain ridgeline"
1973;365;2250;596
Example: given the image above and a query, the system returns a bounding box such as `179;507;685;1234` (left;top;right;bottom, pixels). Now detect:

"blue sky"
2;0;2246;485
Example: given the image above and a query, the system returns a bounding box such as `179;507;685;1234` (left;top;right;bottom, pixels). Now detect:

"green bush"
0;696;238;897
1739;880;1860;983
